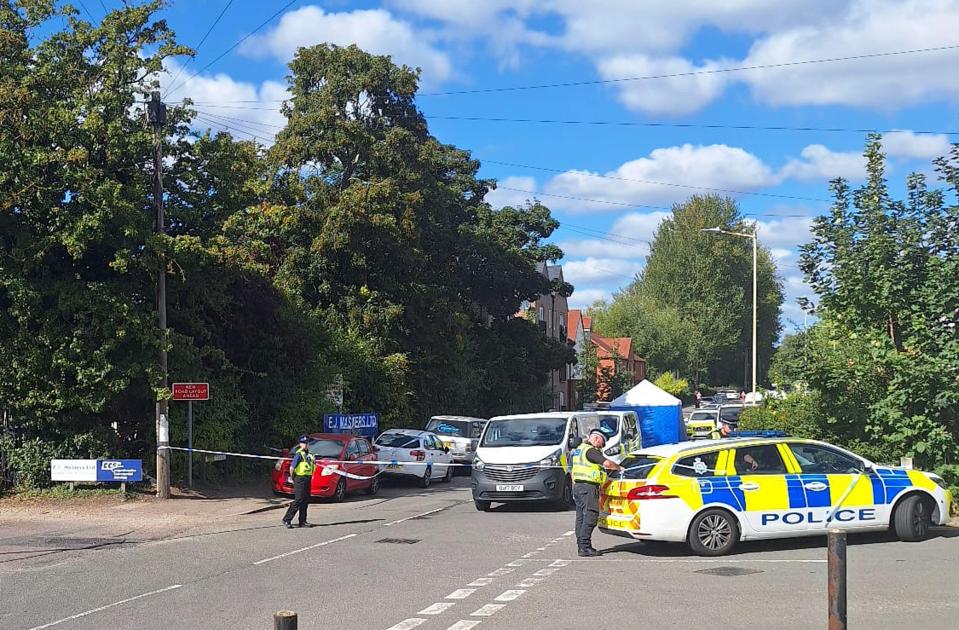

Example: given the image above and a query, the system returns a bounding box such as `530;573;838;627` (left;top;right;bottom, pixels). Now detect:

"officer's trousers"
573;482;600;549
283;475;311;525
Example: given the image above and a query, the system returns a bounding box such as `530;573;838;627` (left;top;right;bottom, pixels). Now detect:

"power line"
163;0;236;99
185;106;959;137
419;43;959;96
484;159;829;202
97;0;107;16
75;0;96;22
166;0;300;97
495;186;670;211
195;109;283;133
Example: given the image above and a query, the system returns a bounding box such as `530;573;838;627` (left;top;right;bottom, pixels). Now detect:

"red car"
271;433;380;501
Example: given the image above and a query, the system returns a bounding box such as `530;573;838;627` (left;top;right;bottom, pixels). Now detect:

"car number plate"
496;484;524;492
387;464;402;470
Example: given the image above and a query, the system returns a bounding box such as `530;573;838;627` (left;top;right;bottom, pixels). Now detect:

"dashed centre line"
471;604;506;617
419;602;456;615
445;588;476;600
386;619;426;630
494;589;526;602
487;567;514;577
467;578;493;587
446;621;482;630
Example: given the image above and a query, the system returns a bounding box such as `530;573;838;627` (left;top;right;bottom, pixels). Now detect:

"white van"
596;410;640;463
470;411;602;511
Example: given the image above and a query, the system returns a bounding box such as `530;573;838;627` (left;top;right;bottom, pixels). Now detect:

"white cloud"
562;257;643;285
770;248;793;261
739;0;959;110
162;60;288;142
882;130;952;160
567;288;611;310
243;6;453;87
486;176;538;209
611;212;672;243
557;238;648;260
778;145;866;182
755;215;814;250
595;55;730;115
544;144;775;212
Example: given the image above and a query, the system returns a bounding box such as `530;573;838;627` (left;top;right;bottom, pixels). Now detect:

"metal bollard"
274;610;297;630
827;529;847;630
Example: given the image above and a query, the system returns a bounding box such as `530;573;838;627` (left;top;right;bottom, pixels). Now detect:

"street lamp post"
701;226;758;404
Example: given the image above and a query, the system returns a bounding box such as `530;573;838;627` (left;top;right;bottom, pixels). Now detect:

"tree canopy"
591;195;783;388
0;2;571;487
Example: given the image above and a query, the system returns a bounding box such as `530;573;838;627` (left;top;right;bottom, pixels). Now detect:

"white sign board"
50;459;97;482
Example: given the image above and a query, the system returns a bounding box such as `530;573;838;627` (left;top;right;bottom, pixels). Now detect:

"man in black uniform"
571;428;622;557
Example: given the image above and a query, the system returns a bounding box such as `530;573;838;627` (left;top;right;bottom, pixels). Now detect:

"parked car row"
270;415;490;500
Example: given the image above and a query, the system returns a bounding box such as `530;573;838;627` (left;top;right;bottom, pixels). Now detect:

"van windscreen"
480;418;567;447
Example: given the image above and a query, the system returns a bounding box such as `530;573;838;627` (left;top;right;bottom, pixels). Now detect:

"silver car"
424;416;487;465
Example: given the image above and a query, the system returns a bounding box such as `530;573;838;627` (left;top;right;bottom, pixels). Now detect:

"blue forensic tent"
609;380;684;447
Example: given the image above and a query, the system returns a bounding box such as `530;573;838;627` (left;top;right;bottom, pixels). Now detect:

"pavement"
2;475;958;630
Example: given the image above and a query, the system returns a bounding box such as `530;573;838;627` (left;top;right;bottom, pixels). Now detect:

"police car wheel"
688;509;739;556
894;494;932;542
333;478;347;503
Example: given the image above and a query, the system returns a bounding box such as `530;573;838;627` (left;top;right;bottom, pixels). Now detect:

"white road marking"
27;585;183;630
419;602;456;615
446;621;483;630
515;577;542;588
537;557;827;564
385;506;448;526
532;568;558;576
253;534;356;565
471;604;506;617
536;547;546;551
521;552;536;558
505;560;524;567
446;588;476;600
487;567;514;576
563;530;574;536
468;578;494;587
386;619;427;630
494;590;525;602
549;560;571;567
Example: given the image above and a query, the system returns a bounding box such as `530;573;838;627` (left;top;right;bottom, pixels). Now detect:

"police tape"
158;446;655;481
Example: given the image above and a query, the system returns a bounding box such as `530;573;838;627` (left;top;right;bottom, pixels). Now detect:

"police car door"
783;442;880;529
730;443;795;535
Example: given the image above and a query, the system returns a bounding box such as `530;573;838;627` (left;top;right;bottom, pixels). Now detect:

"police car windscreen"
480;418;566;447
617;455;661;480
307;439;346;457
426;419;469;438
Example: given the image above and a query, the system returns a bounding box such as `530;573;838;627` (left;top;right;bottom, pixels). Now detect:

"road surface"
3;477;958;629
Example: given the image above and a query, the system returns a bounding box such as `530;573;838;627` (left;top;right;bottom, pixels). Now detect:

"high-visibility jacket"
292;447;316;476
571;445;606;485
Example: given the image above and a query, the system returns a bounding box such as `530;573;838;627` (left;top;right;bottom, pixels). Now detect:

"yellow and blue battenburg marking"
697;476;745;510
871;468;914;503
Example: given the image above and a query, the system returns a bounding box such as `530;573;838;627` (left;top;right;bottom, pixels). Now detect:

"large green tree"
592;195;783;387
798;135;959;469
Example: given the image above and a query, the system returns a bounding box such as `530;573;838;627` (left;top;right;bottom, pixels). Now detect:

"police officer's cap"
298;435;310;443
588;428;608;444
720;418;739;428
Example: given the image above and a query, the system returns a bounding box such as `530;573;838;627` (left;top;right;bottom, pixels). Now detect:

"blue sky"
145;0;959;331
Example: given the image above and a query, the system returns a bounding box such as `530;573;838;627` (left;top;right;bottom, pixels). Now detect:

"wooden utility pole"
148;92;170;500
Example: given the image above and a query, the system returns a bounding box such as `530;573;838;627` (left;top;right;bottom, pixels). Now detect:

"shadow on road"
600;525;959;557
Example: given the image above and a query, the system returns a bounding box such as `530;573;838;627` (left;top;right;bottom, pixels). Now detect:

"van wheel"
894;494;932;541
475;499;492;511
555;477;574;510
688;509;739;556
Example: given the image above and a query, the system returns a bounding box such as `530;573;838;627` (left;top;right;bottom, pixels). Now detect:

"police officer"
709;417;737;439
282;435;316;529
710;419;758;470
571;428;622;557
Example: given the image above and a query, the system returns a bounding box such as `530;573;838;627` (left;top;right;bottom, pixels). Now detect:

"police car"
598;437;952;556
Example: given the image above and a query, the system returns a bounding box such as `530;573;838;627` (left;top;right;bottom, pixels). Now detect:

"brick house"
566;309;646;405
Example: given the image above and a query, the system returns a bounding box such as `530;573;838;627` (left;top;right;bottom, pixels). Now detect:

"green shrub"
0;432;111;490
738;392;825;439
653;372;689;399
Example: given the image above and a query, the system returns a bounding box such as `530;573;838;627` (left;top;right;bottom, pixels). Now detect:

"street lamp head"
700;227;722;233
